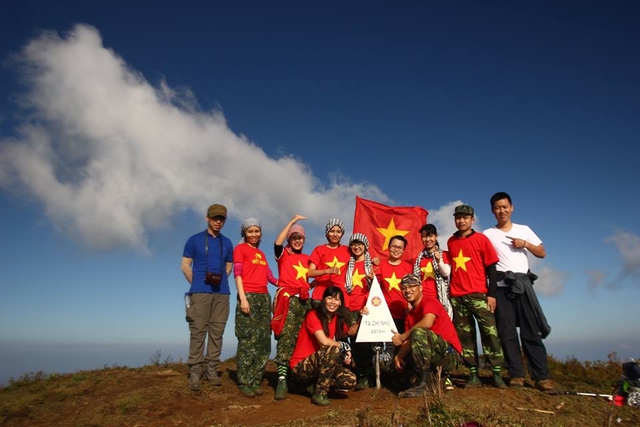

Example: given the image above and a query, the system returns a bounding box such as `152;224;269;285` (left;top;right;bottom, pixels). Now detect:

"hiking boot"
355;376;372;390
188;366;201;391
311;392;331;406
252;384;264;396
465;374;482;388
400;382;429;398
493;373;508;389
274;378;288;400
239;385;256;397
443;376;455;391
535;379;554;393
509;377;525;389
203;364;222;386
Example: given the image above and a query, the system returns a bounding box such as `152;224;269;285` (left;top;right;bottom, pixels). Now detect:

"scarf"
345;251;373;294
413;248;453;319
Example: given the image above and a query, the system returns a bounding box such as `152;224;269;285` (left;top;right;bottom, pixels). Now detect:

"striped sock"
469;366;478;376
277;364;288;379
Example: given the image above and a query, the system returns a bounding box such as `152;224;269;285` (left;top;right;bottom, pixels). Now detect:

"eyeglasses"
209;216;226;223
350;242;365;247
389;244;405;250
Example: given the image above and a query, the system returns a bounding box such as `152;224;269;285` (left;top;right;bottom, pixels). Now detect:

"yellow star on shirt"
376;218;410;251
421;262;435;281
325;257;346;274
453;249;472;272
385;272;402;292
351;268;367;288
292;261;309;280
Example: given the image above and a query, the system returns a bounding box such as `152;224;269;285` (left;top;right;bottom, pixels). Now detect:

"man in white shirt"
483;192;553;392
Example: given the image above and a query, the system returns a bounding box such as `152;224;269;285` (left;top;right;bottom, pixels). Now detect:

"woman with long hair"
289;286;356;406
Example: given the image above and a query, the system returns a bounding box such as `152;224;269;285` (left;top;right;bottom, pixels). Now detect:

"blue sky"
1;1;639;384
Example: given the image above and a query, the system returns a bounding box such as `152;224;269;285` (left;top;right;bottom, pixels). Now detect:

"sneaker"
203;364;222;386
311;392;331;406
509;377;525;389
535;379;554;393
274;378;288;401
188;367;201;392
465;374;482;388
239;386;256;398
444;376;455;391
252;384;264;396
493;373;508;389
355;376;372;390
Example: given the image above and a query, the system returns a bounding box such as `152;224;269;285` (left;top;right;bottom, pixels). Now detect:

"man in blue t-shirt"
181;204;234;391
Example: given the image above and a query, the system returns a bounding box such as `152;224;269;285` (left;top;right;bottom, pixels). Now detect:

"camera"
205;272;222;286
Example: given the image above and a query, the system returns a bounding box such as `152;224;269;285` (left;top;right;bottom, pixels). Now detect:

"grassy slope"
1;353;639;427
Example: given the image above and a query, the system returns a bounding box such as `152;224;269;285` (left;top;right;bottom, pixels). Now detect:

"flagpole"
375;345;381;389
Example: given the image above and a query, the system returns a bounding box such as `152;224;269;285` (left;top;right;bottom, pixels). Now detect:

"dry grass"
1;353;639;427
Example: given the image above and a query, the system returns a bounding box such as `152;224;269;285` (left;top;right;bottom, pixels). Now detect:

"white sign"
356;276;396;343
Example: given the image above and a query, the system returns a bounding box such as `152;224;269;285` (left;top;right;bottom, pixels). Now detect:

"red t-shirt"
405;296;462;353
233;243;271;294
347;260;370;311
375;259;412;320
417;251;452;299
446;231;499;297
276;248;310;293
289;310;346;369
309;244;351;302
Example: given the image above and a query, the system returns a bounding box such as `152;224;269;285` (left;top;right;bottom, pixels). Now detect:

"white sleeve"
438;259;451;278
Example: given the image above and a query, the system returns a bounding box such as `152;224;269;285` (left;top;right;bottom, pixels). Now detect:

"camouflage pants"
291;345;356;395
235;292;271;387
409;328;459;373
451;293;503;368
274;297;310;367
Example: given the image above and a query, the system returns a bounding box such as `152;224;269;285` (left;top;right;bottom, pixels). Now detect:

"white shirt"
483;223;542;286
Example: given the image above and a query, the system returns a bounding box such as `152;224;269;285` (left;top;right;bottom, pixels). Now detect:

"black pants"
494;287;549;381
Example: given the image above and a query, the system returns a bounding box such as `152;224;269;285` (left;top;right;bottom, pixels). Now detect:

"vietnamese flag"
353;196;429;263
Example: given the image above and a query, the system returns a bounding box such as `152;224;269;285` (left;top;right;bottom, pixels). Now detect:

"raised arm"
275;214;307;246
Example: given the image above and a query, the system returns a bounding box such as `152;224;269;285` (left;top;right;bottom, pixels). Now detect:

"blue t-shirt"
183;230;234;294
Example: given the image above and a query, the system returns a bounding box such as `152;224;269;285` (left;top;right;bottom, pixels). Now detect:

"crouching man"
392;274;462;397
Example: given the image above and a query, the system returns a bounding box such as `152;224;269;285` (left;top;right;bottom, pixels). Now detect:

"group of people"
180;192;554;406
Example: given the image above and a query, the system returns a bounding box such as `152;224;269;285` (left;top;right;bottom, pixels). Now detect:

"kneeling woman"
289;286;356;406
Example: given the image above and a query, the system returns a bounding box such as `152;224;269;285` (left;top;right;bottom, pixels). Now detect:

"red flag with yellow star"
353;196;428;263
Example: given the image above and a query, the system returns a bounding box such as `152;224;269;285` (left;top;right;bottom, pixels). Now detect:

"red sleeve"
305;310;323;335
267;265;277;285
309;246;322;267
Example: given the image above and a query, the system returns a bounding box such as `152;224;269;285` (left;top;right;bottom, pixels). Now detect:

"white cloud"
607;230;640;278
584;230;640;290
595;230;640;289
533;265;568;296
426;200;463;241
0;25;387;251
